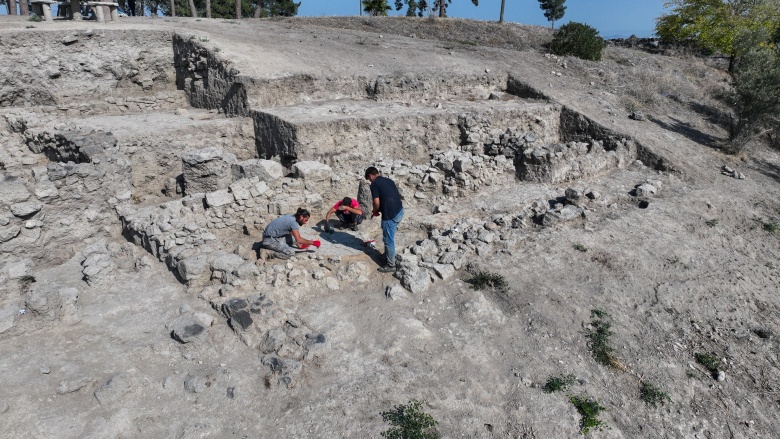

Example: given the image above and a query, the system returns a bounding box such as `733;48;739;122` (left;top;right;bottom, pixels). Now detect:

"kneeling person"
324;197;364;232
261;208;320;259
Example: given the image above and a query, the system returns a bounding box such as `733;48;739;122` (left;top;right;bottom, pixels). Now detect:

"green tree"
394;0;428;16
655;0;780;71
727;28;780;150
432;0;478;18
363;0;391;15
538;0;566;29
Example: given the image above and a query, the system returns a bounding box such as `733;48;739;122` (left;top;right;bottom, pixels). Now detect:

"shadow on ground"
649;115;724;149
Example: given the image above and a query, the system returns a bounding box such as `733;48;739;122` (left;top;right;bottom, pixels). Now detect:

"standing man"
324;197;364;232
260;208;320;259
365;166;404;273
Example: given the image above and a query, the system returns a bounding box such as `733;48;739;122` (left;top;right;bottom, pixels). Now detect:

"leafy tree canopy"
656;0;780;64
538;0;566;29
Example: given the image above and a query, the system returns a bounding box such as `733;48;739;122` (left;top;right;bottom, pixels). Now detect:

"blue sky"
2;0;667;38
299;0;668;38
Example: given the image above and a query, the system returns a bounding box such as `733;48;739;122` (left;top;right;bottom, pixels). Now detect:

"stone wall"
0;29;179;116
173;34;249;117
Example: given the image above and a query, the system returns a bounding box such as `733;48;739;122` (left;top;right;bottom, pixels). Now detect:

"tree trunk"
206;0;211;18
170;0;175;16
188;0;197;17
439;1;444;18
499;0;505;23
8;0;17;15
19;0;29;16
235;0;240;19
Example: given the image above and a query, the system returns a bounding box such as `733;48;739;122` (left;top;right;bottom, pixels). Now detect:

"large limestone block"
292;161;332;182
182;147;235;195
0;180;31;205
232;159;284;182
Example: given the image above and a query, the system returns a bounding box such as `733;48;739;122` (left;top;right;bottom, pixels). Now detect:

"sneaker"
350;223;359;232
377;265;396;273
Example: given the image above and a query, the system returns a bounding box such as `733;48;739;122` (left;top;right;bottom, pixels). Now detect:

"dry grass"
275;16;553;52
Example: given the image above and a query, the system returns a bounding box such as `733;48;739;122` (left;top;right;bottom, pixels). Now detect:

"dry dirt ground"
1;15;779;439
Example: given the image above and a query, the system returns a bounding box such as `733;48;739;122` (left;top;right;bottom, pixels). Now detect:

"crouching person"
324;197;364;232
260;208;320;259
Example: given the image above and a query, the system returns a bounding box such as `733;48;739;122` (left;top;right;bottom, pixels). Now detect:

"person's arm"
372;197;381;217
324;206;337;230
340;204;362;215
291;229;315;246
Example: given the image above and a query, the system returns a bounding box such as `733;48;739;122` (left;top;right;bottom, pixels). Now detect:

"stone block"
232;159;284;182
293;161;332;182
205;189;233;207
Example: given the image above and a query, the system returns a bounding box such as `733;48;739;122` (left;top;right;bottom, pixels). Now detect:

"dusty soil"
1;15;779;439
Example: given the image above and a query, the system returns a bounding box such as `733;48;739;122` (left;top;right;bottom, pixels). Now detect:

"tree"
394;0;428;17
499;0;505;23
538;0;566;29
363;0;390;16
655;0;780;72
254;0;299;16
432;0;478;18
726;27;780;150
188;0;197;16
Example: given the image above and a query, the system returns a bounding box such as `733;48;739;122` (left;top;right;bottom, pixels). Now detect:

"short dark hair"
364;166;379;179
342;197;352;206
295;208;311;219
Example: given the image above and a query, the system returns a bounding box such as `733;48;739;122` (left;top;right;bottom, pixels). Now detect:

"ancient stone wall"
0;29;179;116
173;34;249;117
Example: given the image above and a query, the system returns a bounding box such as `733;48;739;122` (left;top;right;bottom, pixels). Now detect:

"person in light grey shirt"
260;208;320;259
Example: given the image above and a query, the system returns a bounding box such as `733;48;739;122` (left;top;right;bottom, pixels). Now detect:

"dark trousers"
336;211;364;225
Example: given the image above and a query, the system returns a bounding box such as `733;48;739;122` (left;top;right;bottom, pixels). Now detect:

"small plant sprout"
465;270;508;292
543;374;576;393
570;394;607;434
574;243;588;252
381;399;438;439
762;221;779;233
639;382;671;407
705;219;719;227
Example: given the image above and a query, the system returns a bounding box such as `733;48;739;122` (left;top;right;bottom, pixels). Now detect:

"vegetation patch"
381;399;438;439
639;382;671;407
543;374;576;393
465;271;508;291
570;395;607;434
574;243;588;252
695;352;721;375
28;14;43;22
586;310;621;369
550;22;604;61
705;219;719;227
762;222;779;233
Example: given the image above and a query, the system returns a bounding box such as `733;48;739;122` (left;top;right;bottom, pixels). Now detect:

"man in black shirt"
365;166;404;273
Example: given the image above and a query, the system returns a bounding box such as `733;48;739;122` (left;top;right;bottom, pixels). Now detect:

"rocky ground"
1;15;779;439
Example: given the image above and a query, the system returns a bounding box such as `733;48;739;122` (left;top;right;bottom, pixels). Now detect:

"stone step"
252;97;561;167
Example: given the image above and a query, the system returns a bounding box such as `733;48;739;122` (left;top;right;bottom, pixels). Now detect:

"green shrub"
586;309;619;368
29;14;43;22
570;395;606;434
639;382;671;407
550;22;604;61
465;271;508;291
381;399;438;439
543;374;576;393
695;352;720;374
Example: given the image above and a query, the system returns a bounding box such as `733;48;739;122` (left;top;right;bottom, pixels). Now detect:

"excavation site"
1;16;779;439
